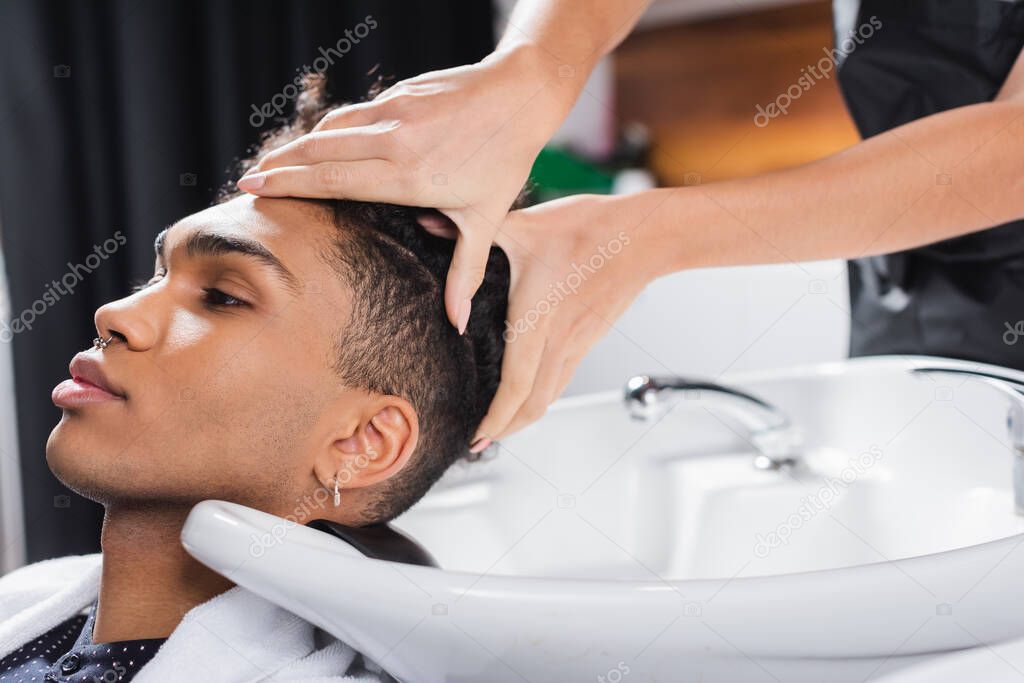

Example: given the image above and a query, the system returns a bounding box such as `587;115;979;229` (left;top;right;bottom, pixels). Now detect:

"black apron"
836;0;1024;369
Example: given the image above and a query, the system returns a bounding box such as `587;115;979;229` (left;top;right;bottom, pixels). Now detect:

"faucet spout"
623;374;800;470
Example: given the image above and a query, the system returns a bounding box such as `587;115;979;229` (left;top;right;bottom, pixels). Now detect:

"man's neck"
92;502;236;643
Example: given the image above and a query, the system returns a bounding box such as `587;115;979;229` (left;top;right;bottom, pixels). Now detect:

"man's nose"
94;291;159;352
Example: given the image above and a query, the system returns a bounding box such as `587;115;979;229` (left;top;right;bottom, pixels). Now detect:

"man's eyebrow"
153;226;301;295
154;227;168;261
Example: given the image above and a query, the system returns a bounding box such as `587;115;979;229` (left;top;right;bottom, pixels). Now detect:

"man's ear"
313;391;419;495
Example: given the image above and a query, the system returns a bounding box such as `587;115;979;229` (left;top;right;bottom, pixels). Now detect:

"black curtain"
0;0;495;563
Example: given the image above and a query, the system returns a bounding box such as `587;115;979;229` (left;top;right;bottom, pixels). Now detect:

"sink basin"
876;631;1024;682
182;355;1024;682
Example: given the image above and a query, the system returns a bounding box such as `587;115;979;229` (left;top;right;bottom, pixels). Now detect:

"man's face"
47;196;391;517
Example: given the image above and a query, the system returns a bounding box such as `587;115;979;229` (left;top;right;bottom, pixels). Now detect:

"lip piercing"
92;335;114;350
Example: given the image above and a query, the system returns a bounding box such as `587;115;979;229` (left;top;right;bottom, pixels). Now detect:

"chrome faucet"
911;365;1024;516
623;374;800;470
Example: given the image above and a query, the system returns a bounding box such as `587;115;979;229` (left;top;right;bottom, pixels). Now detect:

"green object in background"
527;146;615;202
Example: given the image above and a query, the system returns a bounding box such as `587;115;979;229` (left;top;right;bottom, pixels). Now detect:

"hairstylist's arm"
474;48;1024;445
239;0;653;332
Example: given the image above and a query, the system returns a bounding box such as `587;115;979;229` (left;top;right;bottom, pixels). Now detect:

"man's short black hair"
220;76;509;523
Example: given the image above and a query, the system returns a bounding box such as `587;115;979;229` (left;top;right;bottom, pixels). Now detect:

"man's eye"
202;288;248;308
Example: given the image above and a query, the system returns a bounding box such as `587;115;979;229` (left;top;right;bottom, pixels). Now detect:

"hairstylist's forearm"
496;0;653;78
640;98;1024;274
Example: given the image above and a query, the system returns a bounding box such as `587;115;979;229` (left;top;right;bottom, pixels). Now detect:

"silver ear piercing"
333;475;341;507
92;335;114;350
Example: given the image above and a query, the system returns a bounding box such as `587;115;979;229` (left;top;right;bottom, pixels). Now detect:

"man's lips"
52;354;127;408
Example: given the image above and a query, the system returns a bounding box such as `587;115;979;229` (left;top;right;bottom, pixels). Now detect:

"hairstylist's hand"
238;44;580;333
471;191;673;449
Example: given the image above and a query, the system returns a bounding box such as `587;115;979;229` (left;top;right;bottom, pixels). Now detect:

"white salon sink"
399;356;1024;582
183;355;1024;683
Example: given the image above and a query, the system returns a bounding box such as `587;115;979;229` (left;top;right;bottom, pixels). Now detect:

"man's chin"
47;410;132;464
46;419;114;498
46;414;81;464
45;423;204;508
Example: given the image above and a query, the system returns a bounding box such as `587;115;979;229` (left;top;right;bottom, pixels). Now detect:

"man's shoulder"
0;554;102;653
0;553;102;595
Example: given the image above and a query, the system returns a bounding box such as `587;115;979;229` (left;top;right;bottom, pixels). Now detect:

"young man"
0;77;509;681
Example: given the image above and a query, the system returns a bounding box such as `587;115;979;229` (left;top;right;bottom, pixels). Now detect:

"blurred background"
0;0;858;568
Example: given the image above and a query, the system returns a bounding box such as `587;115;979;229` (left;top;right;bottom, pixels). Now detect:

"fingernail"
457;298;471;335
237;173;266;191
469;437;492;454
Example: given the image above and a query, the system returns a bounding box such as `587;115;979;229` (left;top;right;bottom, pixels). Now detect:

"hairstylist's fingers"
237;160;414;202
252;128;395;174
311;101;381;133
472;327;547;448
553;359;577;400
418;212;459;239
445;210;498;333
500;310;600;438
502;308;613;437
500;354;566;438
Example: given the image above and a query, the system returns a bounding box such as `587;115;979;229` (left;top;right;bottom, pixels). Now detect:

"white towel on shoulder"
0;553;385;682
